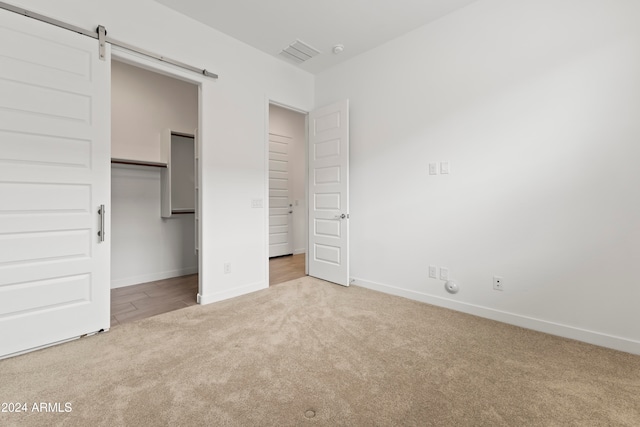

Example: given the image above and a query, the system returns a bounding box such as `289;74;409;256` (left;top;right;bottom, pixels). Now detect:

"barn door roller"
97;25;106;61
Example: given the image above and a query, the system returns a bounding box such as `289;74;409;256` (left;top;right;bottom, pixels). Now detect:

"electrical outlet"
493;276;504;291
440;267;449;281
429;163;438;175
428;265;437;279
224;263;231;274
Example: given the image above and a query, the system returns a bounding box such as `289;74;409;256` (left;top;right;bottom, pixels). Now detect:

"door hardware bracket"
97;25;106;61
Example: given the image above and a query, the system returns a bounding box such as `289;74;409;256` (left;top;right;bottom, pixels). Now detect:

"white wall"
111;61;198;288
111;166;196;288
269;105;307;255
111;61;197;162
7;0;314;302
316;0;640;354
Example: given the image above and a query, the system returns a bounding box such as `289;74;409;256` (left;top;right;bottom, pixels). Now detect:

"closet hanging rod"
111;158;167;168
0;1;219;80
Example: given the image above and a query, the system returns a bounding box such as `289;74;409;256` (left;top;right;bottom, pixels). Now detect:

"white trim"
352;277;640;355
112;46;207;303
263;97;271;287
304;114;309;277
198;281;267;305
293;249;306;255
269;100;308;115
111;267;198;289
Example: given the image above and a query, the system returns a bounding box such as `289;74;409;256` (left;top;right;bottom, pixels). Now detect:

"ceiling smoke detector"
332;44;344;54
279;39;321;64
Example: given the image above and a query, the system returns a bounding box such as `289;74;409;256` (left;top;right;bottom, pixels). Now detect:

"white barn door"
0;10;111;358
308;100;349;286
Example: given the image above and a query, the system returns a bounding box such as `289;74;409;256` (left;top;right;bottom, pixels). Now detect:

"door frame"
112;47;207;301
265;99;310;283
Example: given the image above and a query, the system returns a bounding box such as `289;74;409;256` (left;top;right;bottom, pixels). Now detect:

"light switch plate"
440;267;449;281
251;199;263;208
429;265;437;279
429;163;438;175
440;161;450;174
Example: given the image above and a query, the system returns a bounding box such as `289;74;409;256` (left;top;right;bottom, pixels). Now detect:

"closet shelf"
111;158;167;168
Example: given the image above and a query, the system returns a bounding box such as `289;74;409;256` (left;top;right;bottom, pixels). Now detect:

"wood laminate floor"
111;254;307;326
110;274;198;327
269;253;306;286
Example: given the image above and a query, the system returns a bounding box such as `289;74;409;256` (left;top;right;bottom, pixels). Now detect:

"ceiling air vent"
279;40;321;64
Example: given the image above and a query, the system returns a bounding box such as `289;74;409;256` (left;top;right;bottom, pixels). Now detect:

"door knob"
334;213;346;220
289;210;293;214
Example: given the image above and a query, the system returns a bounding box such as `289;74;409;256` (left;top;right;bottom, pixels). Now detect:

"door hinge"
97;25;107;61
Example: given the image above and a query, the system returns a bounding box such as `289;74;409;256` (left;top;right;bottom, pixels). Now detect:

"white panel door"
269;133;293;257
308;100;349;286
0;10;111;358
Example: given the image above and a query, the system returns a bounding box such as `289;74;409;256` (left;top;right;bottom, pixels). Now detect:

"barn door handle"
98;204;106;242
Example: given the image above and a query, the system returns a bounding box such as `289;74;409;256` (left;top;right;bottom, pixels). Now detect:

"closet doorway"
268;103;307;286
110;60;199;325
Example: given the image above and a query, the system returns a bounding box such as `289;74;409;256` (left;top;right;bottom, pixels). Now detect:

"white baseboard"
352;277;640;355
293;249;306;255
198;281;268;305
111;267;198;289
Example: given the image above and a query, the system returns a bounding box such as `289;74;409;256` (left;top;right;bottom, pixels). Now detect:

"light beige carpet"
1;277;639;426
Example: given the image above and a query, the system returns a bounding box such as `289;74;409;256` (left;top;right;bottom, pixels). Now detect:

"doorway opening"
110;59;200;325
268;103;308;286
